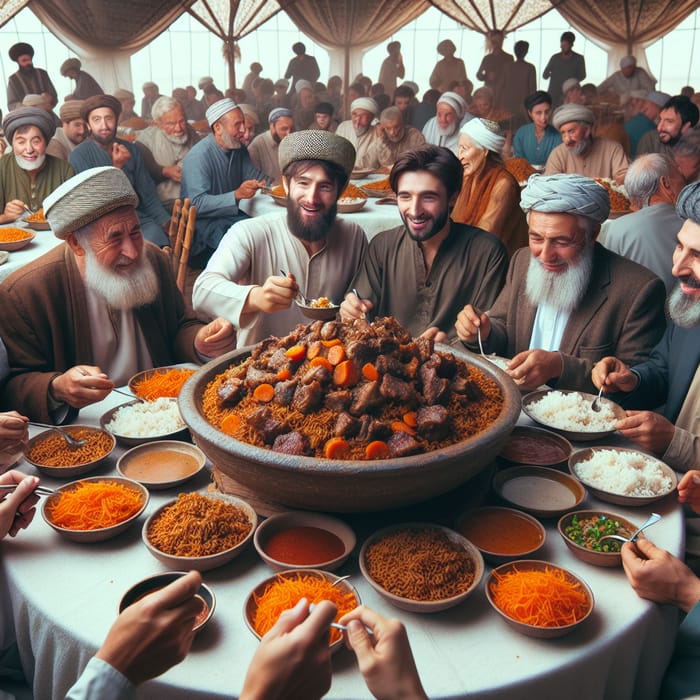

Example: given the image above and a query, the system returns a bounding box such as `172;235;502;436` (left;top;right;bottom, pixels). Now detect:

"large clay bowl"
179;345;521;513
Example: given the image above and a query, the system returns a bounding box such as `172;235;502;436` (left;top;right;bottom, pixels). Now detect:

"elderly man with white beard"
455;173;667;393
335;97;381;170
0;166;236;423
421;91;470;155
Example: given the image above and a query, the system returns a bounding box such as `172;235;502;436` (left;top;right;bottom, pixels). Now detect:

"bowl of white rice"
568;447;677;506
100;398;189;446
522;389;626;441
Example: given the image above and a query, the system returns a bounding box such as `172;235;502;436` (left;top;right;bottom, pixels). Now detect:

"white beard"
83;245;160;311
667;283;700;329
166;132;188;145
437;122;458;138
15;153;46;170
525;245;594;312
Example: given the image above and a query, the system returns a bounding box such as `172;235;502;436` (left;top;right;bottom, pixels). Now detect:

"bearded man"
70;95;170;246
193;131;367;348
637;95;699;158
341;145;507;342
544;104;629;184
247;108;294;180
365;106;425;169
0;106;74;223
421;91;469;156
335;97;381;169
456;173;666;392
135;95;200;210
46;100;88;160
0;167;236;422
6;43;57;112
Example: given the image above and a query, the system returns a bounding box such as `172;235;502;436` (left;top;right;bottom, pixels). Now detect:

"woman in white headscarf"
451;118;528;256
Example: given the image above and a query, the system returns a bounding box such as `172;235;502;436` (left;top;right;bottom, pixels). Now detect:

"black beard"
402;208;449;244
286;198;337;243
91;130;117;146
19;64;34;75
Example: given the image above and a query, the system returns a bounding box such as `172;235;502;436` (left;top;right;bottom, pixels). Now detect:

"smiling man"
637;95;699;158
421;91;469;155
341;144;507;342
192;130;367;348
335;97;380;169
456;173;666;392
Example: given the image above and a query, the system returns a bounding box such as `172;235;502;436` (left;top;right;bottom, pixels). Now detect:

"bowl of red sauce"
254;511;356;572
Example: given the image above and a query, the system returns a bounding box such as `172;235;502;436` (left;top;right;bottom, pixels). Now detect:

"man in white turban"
456;173;666;392
335;97;380;169
544;104;629;183
598;55;656;104
421;91;470;155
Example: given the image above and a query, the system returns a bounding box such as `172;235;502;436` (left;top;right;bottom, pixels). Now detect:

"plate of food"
359;176;393;198
128;366;197;400
294;296;340;321
100;397;188;446
24;208;50;230
0;228;35;251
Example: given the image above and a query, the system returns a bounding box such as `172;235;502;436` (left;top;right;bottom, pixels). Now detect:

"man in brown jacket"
455;173;667;392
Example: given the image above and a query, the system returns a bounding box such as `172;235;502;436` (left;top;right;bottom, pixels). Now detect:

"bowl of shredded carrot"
244;569;360;651
486;560;594;638
128;366;197;401
42;476;149;543
0;227;35;251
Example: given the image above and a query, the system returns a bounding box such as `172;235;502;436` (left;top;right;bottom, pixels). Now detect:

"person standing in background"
60;59;103;101
378;41;405;100
503;40;537;129
542;31;586;107
6;43;57;112
475;30;513;111
284;42;320;97
429;40;467;94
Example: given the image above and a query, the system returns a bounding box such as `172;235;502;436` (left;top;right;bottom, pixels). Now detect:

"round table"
1;393;683;700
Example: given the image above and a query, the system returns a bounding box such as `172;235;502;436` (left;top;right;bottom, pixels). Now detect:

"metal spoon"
112;387;145;402
280;269;309;305
477;326;486;358
331;574;351;587
600;512;662;544
27;422;87;449
591;384;605;412
308;602;373;635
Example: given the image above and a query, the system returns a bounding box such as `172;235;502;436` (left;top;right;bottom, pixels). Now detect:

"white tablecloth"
0;225;61;284
0;393;683;700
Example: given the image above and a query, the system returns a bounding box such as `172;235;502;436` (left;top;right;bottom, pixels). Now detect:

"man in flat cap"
193;130;367;348
0;166;236;422
544;104;629;183
6;43;57;112
46;101;88;160
429;40;467;94
0;107;74;224
247;107;294;180
421;91;469;156
70;95;170;246
598;56;656;104
180;98;269;263
60;58;103;102
341;145;507;342
637;95;699;158
335;97;381;169
456;173;666;392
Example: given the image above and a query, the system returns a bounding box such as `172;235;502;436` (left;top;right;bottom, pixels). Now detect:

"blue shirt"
513;123;562;166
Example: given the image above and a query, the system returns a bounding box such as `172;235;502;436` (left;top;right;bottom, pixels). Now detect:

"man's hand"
678;470;700;516
614;410;675;454
592;356;639;393
455;305;490;344
111;143;131;169
235;179;266;201
340;291;373;322
420;326;447;344
162;165;182;183
49;365;114;409
0;470;40;539
0;411;28;453
245;274;297;314
96;570;202;686
1;199;26;223
507;349;562;390
194;317;237;357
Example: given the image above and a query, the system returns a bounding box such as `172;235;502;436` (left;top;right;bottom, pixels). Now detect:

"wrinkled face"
64;118;88;145
271;116;294;143
215;108;246;148
559;120;591;155
157;107;187;138
664;161;690;199
299;88;315;110
458;134;486;175
528;211;588;272
395;96;411;113
351;108;373;134
381;117;405;143
672;219;700;297
314;112;331;130
85;206;144;274
88;107;117;145
657;108;684;144
675;153;700;183
12;125;46;163
284;164;338;242
436;103;457;131
396;170;452;243
529;103;551;130
640;100;661;122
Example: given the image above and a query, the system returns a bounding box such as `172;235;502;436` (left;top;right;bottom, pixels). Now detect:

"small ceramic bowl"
42;476;149;543
254;511;356;571
337;198;367;213
119;571;215;632
127;366;197;400
486;559;594;638
0;230;35;251
117;440;206;490
294;299;340;321
142;492;257;571
359;522;484;613
243;569;360;652
498;426;573;466
100;398;188;447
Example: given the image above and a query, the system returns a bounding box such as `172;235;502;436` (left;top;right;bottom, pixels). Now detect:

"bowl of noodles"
178;317;521;513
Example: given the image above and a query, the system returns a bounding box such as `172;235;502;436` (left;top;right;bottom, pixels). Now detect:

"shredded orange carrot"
132;368;196;400
253;572;358;643
47;481;143;530
489;565;590;627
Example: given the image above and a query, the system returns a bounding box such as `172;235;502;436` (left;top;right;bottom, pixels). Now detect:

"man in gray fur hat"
456;173;666;392
193;130;367;348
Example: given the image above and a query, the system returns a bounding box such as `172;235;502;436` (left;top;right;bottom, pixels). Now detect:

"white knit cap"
206;98;239;127
437;91;467;119
459;118;505;153
350;97;379;116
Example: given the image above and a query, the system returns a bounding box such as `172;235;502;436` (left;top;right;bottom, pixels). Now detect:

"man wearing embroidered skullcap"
456;173;666;392
421;91;471;156
365;106;425;169
0;107;74;224
60;58;103;102
429;39;467;94
637;95;699;158
70;95;170;246
598;55;656;104
451;117;527;256
544;103;629;184
0;166;236;422
180;98;270;264
247;108;294;180
335;97;381;169
46;101;88;160
193;130;367;350
6;43;57;112
341;145;507;343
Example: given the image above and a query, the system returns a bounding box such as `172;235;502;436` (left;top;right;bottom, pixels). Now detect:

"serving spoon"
599;512;662;544
27;422;86;449
591;384;605;413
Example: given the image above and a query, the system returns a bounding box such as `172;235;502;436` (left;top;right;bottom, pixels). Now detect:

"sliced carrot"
361;362;379;381
324;437;350;460
253;383;275;402
285;345;306;362
221;413;242;435
333;360;360;387
403;411;418;428
307;341;322;360
321;338;342;348
391;421;415;435
327;344;346;366
365;440;389;460
277;368;292;381
310;356;334;371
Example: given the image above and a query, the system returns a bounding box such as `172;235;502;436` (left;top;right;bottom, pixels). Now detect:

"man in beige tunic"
365;106;425;169
46;101;88;160
247;108;295;180
335;97;380;170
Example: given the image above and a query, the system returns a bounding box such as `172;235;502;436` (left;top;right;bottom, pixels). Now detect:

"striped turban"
520;173;610;223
